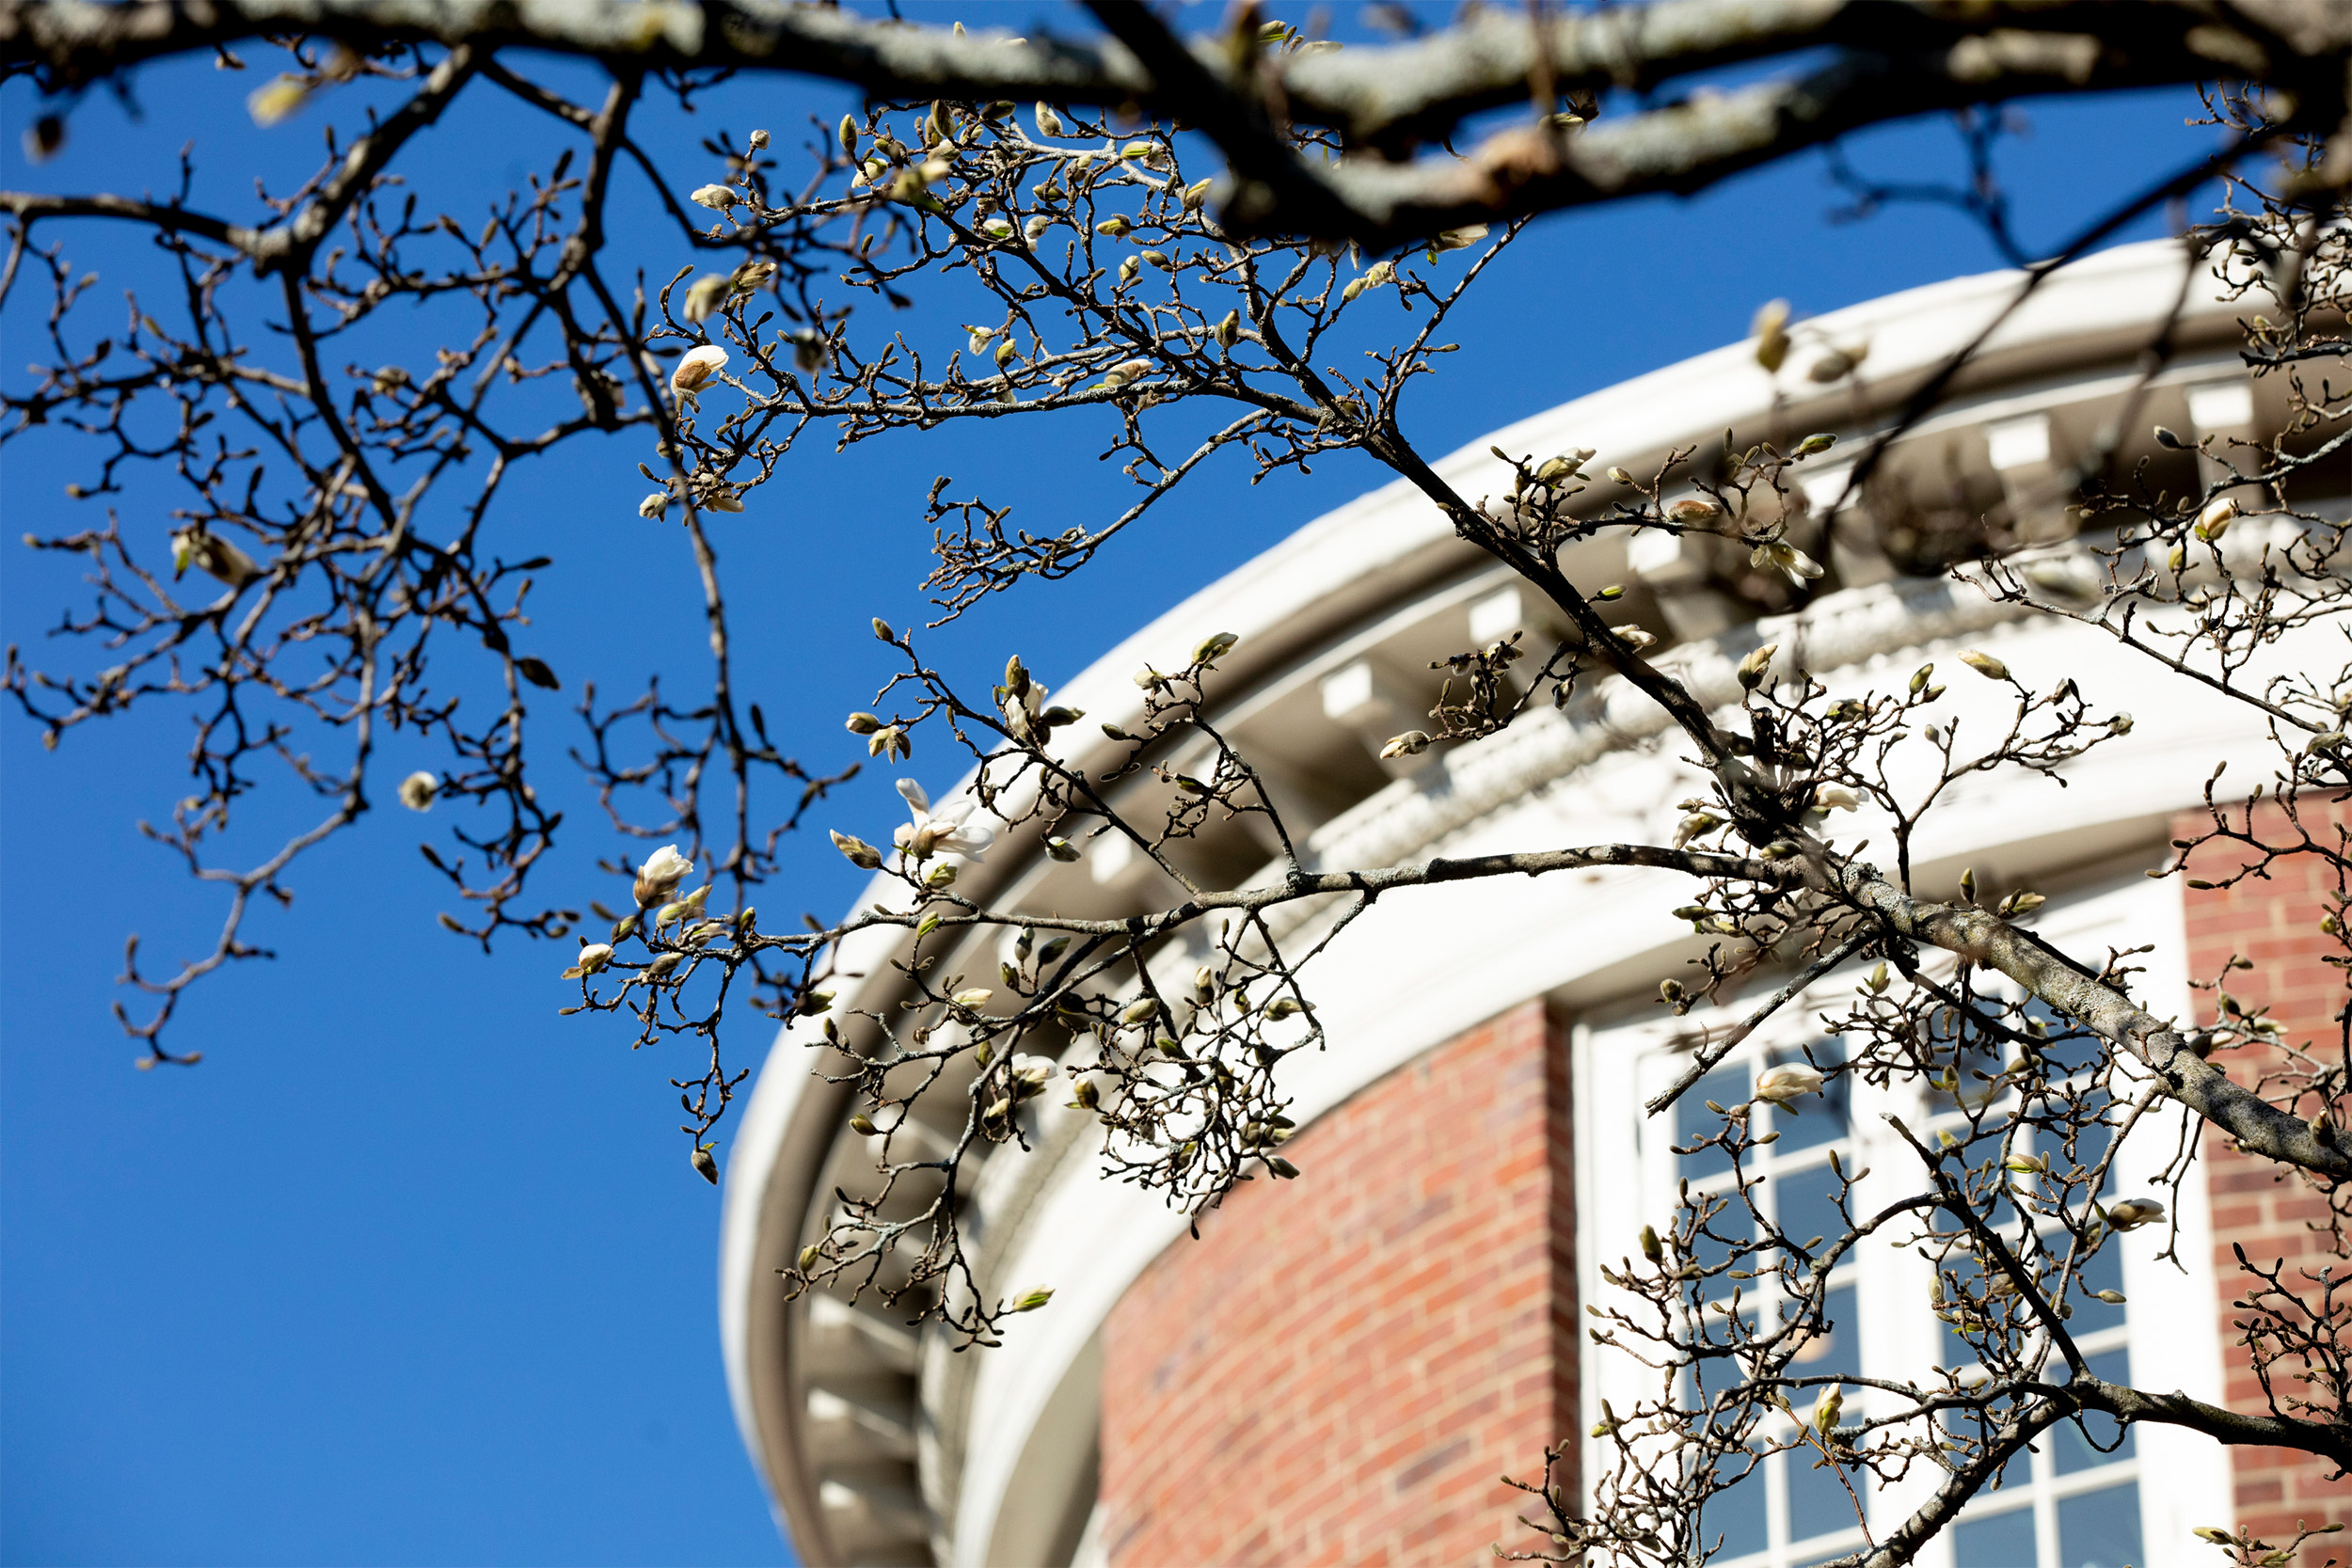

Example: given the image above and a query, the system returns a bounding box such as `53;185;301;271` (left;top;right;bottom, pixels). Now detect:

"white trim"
1576;875;2232;1568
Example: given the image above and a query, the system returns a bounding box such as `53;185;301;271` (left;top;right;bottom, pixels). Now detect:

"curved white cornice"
718;236;2259;1566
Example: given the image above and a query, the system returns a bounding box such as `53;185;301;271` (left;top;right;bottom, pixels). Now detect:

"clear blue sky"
1;10;2216;1563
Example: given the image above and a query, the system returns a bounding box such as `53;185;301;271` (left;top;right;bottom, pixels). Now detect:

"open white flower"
671;344;728;396
633;844;693;907
396;770;437;811
1813;782;1861;812
1751;539;1825;583
1753;1063;1825;1106
1006;1053;1057;1100
893;778;995;862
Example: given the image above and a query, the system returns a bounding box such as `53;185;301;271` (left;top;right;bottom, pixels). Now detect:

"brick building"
719;242;2349;1567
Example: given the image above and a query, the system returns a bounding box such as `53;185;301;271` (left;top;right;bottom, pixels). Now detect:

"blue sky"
0;11;2218;1564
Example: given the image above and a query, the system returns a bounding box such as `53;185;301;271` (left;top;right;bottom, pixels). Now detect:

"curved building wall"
718;238;2349;1567
1099;1002;1571;1567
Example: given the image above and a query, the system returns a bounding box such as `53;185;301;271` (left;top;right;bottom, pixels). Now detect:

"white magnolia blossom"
563;942;613;979
1007;1053;1057;1099
2105;1197;2166;1231
689;182;737;210
1753;1062;1825;1106
893;778;995;862
633;844;693;907
671;344;728;396
1752;539;1825;582
638;492;669;521
2197;495;2239;540
1813;782;1861;812
396;770;437;811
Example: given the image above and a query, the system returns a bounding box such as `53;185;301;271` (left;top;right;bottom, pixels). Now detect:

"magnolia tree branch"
7;0;2348;244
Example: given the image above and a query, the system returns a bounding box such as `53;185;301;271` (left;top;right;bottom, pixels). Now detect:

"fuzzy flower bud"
680;276;730;325
1753;1063;1825;1106
562;942;613;979
397;770;437;812
831;830;883;870
1960;650;2010;682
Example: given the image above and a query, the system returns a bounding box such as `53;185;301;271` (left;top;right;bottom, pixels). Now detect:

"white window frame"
1573;872;2232;1568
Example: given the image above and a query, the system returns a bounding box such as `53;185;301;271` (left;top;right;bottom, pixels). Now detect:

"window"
1574;875;2233;1568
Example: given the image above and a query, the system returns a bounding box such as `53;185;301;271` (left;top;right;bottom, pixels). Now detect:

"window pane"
1785;1283;1856;1370
2029;994;2102;1077
2060;1244;2125;1337
1678;1065;1749;1182
2058;1482;2142;1568
2056;1349;2135;1474
1940;1407;2027;1494
1774;1162;1850;1262
1770;1039;1850;1153
1786;1442;1867;1544
1926;1006;2007;1114
1697;1451;1768;1560
1955;1503;2038;1568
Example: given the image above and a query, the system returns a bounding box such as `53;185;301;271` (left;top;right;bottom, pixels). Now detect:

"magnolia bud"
1736;643;1777;690
1010;1287;1055;1312
1794;432;1836;457
1193;630;1238;664
2196;495;2238;541
1045;837;1080;862
1379;731;1431;759
1035;103;1065;137
1960;650;2010;681
1214;310;1240;347
831;831;883;870
397;770;437;811
1752;298;1790;372
691;1145;720;1184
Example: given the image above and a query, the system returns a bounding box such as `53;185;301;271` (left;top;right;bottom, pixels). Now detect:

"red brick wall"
2177;800;2351;1554
1097;1000;1575;1567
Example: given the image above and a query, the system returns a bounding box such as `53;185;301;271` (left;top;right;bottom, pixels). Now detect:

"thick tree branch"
7;0;2345;245
1832;862;2352;1180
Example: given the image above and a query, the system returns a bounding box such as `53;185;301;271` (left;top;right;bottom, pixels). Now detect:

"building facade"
720;241;2350;1567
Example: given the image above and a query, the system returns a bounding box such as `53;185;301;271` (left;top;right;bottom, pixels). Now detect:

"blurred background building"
720;240;2348;1567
